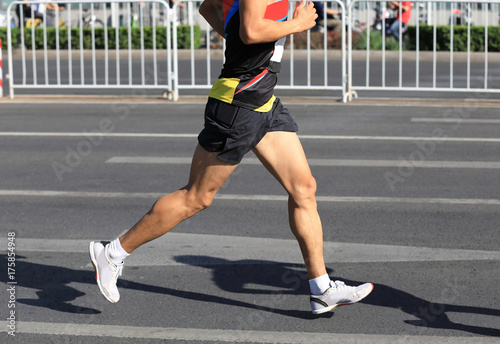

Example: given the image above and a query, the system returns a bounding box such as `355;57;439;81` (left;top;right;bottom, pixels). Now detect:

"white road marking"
1;190;499;205
9;233;500;265
106;156;500;169
411;118;500;124
0;132;197;138
2;99;499;109
1;132;500;142
11;321;500;343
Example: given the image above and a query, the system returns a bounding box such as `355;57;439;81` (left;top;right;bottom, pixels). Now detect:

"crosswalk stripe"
1;190;499;205
411;118;500;124
1;132;500;142
8;233;500;265
11;321;500;343
106;156;500;169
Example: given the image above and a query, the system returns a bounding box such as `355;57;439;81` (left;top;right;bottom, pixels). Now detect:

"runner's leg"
119;144;238;253
252;131;327;279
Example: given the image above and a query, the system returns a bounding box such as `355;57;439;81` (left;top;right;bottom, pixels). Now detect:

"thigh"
390;19;400;31
252;131;313;194
186;144;238;195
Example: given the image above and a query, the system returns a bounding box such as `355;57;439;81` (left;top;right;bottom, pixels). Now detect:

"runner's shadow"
0;254;323;319
363;281;500;337
0;254;100;314
5;253;500;335
175;255;500;336
124;256;330;320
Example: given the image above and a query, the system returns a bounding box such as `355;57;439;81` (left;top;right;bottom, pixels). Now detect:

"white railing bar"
152;3;158;86
79;3;84;85
398;2;402;88
323;1;327;87
306;30;311;87
351;86;500;92
19;9;26;85
91;3;97;86
365;1;370;87
67;6;72;85
166;5;172;94
432;2;436;88
484;2;488;89
140;3;145;86
205;21;210;86
467;1;471;89
43;11;48;85
115;3;120;85
172;3;179;98
288;2;294;87
127;2;132;86
450;2;454;88
189;1;195;86
415;1;419;88
13;84;183;89
104;4;109;86
382;3;385;88
340;1;345;99
7;9;14;97
55;7;61;86
30;8;37;86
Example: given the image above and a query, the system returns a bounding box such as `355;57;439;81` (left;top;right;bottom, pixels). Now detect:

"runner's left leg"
119;144;238;253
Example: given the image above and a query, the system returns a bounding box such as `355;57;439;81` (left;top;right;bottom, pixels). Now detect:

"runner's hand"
293;1;318;32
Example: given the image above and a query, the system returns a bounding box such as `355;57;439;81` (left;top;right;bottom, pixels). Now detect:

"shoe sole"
312;283;374;315
89;241;118;304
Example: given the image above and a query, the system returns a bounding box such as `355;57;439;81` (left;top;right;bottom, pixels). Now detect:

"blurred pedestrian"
388;1;412;40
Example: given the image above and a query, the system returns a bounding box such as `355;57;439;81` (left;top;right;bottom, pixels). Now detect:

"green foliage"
0;29;20;49
352;25;500;52
175;25;202;49
354;30;403;51
3;25;499;52
0;25;201;50
406;25;500;52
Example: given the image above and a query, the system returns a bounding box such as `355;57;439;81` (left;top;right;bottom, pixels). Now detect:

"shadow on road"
2;254;499;336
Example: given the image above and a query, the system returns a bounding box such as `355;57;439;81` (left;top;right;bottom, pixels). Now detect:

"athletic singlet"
208;0;288;112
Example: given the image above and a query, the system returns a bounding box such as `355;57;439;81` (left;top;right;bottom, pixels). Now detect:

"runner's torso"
209;0;289;112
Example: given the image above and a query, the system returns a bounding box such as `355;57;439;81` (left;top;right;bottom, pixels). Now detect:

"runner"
90;0;373;315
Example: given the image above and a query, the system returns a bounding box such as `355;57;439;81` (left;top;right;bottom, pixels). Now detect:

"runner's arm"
199;0;225;37
239;0;317;44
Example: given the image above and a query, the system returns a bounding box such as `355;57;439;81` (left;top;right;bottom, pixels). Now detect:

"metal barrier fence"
346;0;500;101
6;0;174;99
5;0;347;99
169;0;347;99
5;0;500;101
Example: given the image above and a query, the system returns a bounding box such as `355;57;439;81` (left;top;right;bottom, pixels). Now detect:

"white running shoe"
89;241;123;303
310;280;374;314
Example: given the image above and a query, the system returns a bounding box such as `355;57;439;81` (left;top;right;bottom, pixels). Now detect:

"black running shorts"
198;97;298;164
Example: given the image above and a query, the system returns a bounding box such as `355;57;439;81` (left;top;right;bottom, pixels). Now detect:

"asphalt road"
0;99;499;343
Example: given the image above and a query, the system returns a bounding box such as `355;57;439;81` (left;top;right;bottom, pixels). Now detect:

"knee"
289;175;317;205
185;190;215;216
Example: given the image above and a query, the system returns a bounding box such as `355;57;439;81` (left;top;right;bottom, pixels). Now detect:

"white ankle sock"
107;238;129;265
309;273;331;295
